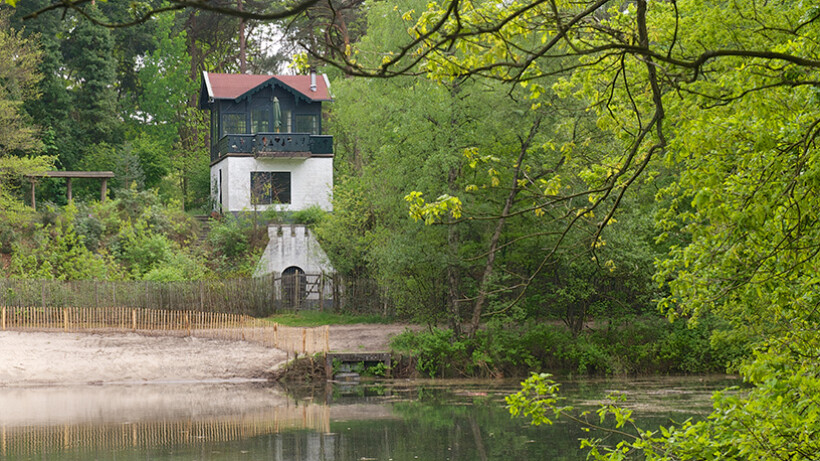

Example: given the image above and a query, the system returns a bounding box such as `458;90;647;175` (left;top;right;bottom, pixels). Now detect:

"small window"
252;107;270;133
251;171;291;205
222;113;247;135
294;114;318;134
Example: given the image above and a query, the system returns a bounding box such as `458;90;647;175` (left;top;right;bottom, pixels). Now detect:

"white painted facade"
255;224;335;300
211;156;333;213
255;224;333;276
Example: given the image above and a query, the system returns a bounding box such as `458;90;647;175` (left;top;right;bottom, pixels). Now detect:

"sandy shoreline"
0;325;413;387
0;331;287;387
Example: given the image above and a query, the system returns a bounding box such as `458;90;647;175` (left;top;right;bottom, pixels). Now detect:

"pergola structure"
26;171;115;211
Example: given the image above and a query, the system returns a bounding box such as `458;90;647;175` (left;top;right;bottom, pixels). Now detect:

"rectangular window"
294;114;318;135
222;113;247;135
211;106;219;146
250;171;291;205
252;107;270;133
282;109;292;132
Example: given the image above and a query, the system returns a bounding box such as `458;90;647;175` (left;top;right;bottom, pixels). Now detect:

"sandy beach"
0;324;414;387
0;331;287;386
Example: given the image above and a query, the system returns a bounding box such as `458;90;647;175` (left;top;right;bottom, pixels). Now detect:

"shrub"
208;214;251;259
390;316;747;378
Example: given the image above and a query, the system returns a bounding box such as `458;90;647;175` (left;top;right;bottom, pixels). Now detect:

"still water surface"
0;376;735;460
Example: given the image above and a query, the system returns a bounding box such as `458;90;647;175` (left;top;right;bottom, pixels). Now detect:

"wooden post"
63;308;68;331
324;325;329;354
273;322;278;348
66;177;72;202
319;274;324;312
1;306;5;330
30;179;36;211
332;274;340;313
132;309;137;331
100;178;108;202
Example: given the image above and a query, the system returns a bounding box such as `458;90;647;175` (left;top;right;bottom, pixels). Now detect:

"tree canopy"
3;0;820;457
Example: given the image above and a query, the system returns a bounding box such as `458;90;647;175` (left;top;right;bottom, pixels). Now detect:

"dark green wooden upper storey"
199;72;333;164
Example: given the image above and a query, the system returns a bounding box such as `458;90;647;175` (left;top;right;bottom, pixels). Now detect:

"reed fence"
0;305;329;356
0;404;332;457
0;275;393;317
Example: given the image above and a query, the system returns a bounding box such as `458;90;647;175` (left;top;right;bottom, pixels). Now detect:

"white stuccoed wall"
211;156;333;213
255;224;333;276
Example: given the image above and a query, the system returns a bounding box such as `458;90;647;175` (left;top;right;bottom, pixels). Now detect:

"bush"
208;214;251;259
390;316;747;378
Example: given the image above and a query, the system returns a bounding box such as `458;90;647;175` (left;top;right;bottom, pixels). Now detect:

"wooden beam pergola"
26;171;115;211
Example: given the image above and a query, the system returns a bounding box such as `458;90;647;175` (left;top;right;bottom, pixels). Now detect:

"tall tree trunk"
466;116;543;338
238;0;247;73
447;167;462;337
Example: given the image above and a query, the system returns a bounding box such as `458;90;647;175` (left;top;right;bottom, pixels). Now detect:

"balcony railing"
212;133;333;162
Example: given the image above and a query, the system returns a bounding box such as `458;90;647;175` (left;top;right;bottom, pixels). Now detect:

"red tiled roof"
203;72;332;101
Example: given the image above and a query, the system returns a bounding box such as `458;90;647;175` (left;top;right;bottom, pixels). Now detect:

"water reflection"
0;376;736;460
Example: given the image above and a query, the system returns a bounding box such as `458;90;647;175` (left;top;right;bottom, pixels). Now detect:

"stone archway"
282;266;307;307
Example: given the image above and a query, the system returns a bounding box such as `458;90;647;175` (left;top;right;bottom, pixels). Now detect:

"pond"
0;376;736;460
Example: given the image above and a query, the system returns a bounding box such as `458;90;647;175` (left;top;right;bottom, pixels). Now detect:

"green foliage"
392;328;466;377
208;214;251;260
8;202;119;280
365;361;389;377
506;373;565;426
205;213;267;276
1;185;261;281
0;10;43;155
113;218;174;277
266;311;389;327
291;205;327;226
63;5;123;152
392;317;741;378
142;251;206;282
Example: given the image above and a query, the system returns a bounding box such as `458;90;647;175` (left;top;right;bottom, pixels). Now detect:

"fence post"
1;306;5;330
272;273;278;313
324;325;329;354
273;323;278;348
333;274;339;313
132;309;137;331
63;308;68;331
319;274;324;312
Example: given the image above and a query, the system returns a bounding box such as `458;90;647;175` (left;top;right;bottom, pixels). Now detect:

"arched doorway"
282;266;307;307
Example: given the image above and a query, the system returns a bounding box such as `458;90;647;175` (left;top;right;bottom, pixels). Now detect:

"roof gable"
201;72;332;107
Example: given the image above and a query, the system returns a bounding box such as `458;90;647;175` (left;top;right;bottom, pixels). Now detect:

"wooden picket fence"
0;404;332;457
0;305;329;356
0;276;393;317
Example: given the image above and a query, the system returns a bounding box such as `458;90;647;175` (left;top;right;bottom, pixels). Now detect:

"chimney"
309;68;317;92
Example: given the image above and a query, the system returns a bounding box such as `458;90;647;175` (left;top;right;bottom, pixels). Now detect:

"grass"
264;311;392;327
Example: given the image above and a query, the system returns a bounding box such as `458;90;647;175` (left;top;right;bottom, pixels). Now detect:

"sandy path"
328;323;416;352
0;324;416;387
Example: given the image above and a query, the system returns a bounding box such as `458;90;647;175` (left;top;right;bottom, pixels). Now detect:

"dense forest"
1;0;819;458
